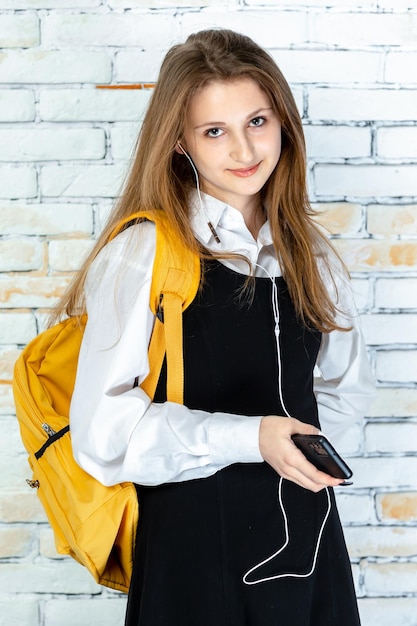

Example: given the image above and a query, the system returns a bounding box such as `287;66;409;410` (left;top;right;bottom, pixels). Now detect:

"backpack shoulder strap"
110;210;200;404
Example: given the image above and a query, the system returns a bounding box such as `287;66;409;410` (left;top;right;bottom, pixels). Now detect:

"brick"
313;12;417;47
375;278;417;309
44;598;127;626
40;88;152;122
335;492;374;525
360;313;417;345
0;90;34;122
0;50;111;84
115;50;166;83
334;239;417;272
351;563;360;597
96;200;113;232
0;454;31;491
0;276;72;309
308;87;417;122
0;203;93;236
305;125;371;159
35;311;52;334
0;312;37;345
365;423;417;454
314;164;417;198
348;457;417;489
0;14;39;48
386;52;417;84
0;129;105;162
0;417;28;455
368;388;417;418
110;123;142;160
377;127;417;159
0;562;101;594
312;202;363;235
364;562;417;595
272;50;380;84
345;526;417;558
377;491;417;523
40;164;127;198
0;491;46;523
0;347;20;383
181;11;308;47
359;598;417;626
0;0;100;5
49;240;93;272
376;350;417;384
0;166;37;200
380;0;417;6
110;0;230;6
246;0;373;5
40;527;60;559
0;238;43;272
42;13;177;47
291;87;304;118
0;526;34;558
0;599;39;626
0;384;14;414
368;204;417;237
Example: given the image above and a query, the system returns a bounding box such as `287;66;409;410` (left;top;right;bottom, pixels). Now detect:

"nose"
230;132;255;164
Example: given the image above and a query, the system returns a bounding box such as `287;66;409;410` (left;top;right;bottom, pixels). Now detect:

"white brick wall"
0;2;416;625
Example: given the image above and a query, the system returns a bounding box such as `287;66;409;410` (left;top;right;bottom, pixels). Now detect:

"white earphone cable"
174;152;332;584
242;262;331;586
177;143;221;244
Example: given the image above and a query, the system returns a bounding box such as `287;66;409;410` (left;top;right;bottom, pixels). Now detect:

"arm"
69;222;263;487
314;257;375;454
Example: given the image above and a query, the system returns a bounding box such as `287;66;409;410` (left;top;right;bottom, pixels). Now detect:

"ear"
175;141;187;155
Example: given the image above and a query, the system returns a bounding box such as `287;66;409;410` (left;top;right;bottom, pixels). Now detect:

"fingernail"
338;481;353;486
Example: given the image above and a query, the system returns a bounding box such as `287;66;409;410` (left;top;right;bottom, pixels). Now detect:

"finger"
287;417;320;437
280;463;342;492
281;448;344;491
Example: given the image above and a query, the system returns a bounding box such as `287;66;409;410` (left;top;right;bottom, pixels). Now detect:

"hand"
259;415;346;492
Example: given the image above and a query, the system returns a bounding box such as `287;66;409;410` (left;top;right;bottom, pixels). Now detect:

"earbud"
177;142;188;157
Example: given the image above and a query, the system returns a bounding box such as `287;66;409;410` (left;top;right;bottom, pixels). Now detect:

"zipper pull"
42;423;56;437
26;479;40;489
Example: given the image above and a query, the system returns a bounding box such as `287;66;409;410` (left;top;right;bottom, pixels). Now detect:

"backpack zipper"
42;423;56;437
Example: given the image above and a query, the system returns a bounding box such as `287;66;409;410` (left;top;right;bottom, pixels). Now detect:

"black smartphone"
291;434;353;480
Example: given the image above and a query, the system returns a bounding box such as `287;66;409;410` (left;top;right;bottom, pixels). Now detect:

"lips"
228;162;261;178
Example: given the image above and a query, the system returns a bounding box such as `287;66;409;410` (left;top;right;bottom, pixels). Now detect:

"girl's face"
181;77;282;214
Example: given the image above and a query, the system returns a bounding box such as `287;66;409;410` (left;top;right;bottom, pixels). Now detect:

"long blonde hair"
52;28;347;332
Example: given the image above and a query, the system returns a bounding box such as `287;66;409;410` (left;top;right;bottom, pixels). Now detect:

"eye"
205;127;224;138
249;116;266;127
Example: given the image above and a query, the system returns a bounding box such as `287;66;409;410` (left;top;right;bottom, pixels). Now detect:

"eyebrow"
193;107;273;130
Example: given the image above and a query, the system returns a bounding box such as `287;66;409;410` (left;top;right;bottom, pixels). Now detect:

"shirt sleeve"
314;251;375;455
69;221;263;488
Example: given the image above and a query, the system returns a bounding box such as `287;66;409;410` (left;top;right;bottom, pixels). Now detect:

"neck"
244;203;265;239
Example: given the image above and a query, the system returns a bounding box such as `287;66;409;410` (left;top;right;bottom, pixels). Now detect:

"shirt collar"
189;190;228;244
189;190;274;248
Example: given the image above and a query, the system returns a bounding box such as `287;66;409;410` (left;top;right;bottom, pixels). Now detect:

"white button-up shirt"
70;193;375;487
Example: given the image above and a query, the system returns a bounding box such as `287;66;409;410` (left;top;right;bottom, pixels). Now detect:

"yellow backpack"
11;210;200;593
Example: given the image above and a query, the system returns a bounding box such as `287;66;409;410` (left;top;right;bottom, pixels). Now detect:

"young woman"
66;29;374;625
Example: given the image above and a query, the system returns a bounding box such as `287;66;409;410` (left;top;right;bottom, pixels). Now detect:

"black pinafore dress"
125;261;360;626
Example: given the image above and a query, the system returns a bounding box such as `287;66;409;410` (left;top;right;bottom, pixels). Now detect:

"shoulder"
101;220;156;259
315;236;349;290
93;220;156;265
86;221;157;289
313;236;358;322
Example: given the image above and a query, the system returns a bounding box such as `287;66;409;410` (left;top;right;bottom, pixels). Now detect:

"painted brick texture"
0;2;416;625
